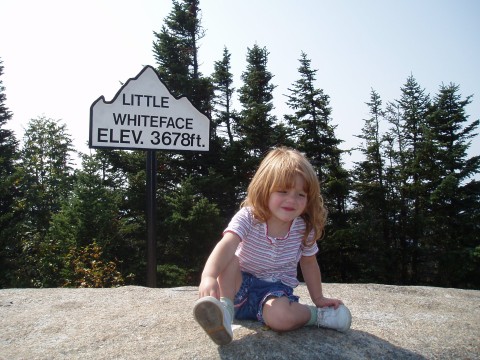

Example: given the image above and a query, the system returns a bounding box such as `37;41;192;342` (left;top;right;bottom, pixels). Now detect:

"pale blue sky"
1;0;479;169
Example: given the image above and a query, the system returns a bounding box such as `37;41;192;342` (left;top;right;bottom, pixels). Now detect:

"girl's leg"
193;257;242;346
262;296;311;331
217;255;242;300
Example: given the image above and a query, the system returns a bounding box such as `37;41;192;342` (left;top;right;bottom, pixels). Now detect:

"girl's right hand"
198;276;220;299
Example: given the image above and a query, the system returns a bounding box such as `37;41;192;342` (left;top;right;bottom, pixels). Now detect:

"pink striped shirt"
224;207;319;288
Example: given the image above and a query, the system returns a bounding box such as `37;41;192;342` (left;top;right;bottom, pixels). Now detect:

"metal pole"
146;150;157;287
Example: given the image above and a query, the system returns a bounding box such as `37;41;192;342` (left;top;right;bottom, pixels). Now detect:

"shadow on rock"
218;321;425;360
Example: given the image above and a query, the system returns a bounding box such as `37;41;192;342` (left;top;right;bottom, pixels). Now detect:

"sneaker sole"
193;296;233;345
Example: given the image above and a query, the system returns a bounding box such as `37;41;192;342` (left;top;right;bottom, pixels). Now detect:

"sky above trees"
1;0;479;169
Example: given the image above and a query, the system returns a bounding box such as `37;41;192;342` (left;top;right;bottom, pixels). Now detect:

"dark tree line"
1;0;478;289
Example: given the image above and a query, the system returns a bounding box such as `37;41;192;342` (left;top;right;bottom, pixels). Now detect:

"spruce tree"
386;75;430;284
41;149;148;287
384;101;411;283
351;89;393;282
284;52;351;281
0;59;16;189
424;83;480;287
211;47;237;145
238;44;278;158
0;58;20;287
210;47;247;213
152;0;212;115
150;0;231;281
285;52;340;181
152;0;216;178
15;116;75;286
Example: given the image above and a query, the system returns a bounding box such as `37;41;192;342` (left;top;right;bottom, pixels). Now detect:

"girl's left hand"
313;296;344;309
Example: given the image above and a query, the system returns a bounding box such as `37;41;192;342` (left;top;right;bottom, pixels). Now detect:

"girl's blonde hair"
241;147;327;245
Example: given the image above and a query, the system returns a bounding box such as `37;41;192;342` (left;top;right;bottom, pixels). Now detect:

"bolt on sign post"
89;66;210;287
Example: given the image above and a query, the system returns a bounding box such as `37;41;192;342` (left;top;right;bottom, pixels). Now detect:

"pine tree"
211;47;238;145
285;52;338;180
385;75;430;284
41;151;144;287
163;176;222;272
383;101;410;283
284;52;348;210
152;0;216;179
238;44;278;158
150;0;232;282
0;59;16;195
19;117;75;234
0;58;20;287
152;0;212;115
423;83;480;287
210;47;248;214
284;52;351;281
351;89;393;282
14;116;75;286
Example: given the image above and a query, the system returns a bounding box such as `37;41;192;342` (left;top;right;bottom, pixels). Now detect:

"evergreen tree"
152;0;217;182
351;89;393;282
423;83;480;287
0;58;20;287
383;101;410;283
285;52;338;180
284;52;351;281
151;0;232;284
210;47;248;214
162;176;223;273
0;59;17;213
18;117;75;236
211;47;238;145
238;44;279;158
43;151;139;286
152;0;212;115
384;75;430;284
14;116;75;286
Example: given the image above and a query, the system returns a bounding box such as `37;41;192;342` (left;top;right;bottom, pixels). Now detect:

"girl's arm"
300;255;343;309
198;231;241;299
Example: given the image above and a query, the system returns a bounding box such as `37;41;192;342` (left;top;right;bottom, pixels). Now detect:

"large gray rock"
0;283;478;359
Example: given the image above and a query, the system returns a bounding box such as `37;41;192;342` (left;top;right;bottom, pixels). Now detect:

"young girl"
193;147;351;345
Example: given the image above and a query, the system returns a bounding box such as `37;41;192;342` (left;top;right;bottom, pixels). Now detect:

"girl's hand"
198;276;220;299
313;295;344;309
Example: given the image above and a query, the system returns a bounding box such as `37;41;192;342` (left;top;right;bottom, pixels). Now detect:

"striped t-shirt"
224;207;319;288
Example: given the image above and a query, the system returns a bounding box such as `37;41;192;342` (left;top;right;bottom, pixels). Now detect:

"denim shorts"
233;272;299;323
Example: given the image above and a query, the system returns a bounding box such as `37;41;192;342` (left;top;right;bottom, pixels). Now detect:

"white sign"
89;66;210;151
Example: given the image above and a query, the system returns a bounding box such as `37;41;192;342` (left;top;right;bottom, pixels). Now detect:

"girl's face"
268;174;308;225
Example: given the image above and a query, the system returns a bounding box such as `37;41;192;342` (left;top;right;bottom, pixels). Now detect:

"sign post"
145;150;157;287
89;66;210;287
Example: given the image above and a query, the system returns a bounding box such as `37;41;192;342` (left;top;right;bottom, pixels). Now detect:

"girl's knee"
263;298;308;331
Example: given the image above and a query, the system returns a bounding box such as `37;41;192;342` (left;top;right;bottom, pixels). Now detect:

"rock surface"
0;283;479;359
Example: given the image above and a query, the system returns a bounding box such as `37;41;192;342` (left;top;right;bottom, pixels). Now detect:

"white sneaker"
317;305;352;332
193;296;233;345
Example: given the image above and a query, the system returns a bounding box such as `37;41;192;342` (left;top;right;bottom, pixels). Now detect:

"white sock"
305;305;318;326
220;297;234;321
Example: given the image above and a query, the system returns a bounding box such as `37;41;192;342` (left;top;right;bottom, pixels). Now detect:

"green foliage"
18;116;75;236
350;77;480;288
0;58;21;287
162;176;222;271
238;44;279;157
157;264;192;287
212;47;238;145
50;152;123;248
152;0;211;114
284;52;352;281
5;116;76;287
